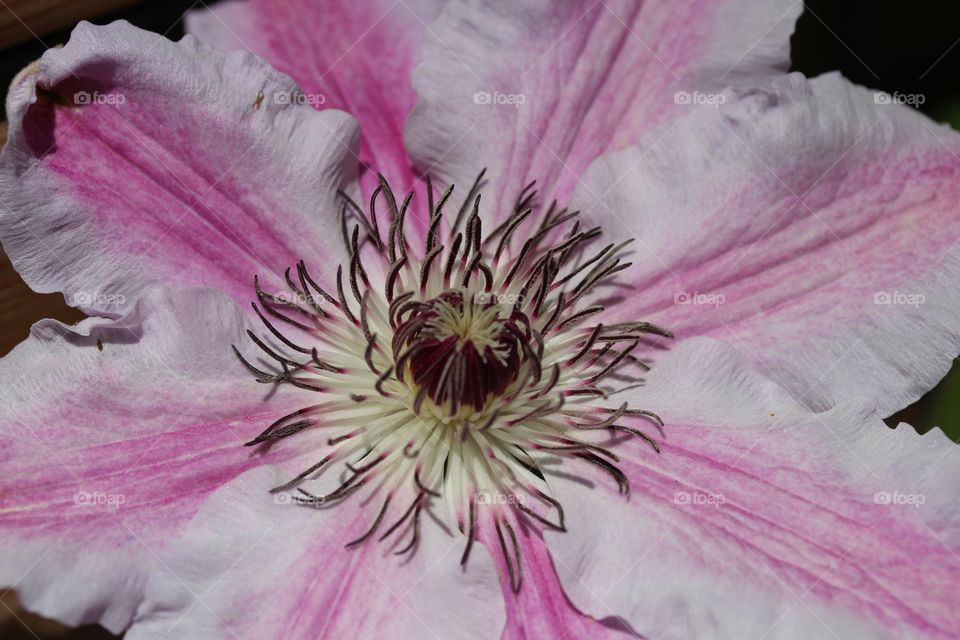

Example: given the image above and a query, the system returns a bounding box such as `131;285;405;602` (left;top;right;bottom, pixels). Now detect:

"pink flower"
2;2;959;639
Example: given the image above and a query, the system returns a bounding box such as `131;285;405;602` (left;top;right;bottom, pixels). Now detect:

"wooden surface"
1;591;115;639
0;248;85;356
0;0;140;48
0;122;85;357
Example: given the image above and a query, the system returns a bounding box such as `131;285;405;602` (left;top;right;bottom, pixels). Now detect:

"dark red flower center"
393;290;524;415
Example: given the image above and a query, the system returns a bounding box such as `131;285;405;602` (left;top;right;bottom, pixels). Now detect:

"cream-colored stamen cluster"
235;174;669;591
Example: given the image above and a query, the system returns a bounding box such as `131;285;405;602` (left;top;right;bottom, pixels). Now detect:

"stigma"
234;172;670;591
398;289;523;415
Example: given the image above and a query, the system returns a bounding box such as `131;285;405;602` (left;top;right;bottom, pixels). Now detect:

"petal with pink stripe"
0;288;312;632
0;20;359;315
573;72;960;416
186;0;443;206
405;0;802;221
477;520;637;640
127;466;506;640
544;338;960;639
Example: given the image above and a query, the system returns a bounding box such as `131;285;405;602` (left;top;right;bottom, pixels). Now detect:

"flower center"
397;290;523;416
234;173;671;592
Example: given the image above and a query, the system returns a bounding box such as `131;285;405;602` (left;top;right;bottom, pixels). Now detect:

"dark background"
1;1;958;637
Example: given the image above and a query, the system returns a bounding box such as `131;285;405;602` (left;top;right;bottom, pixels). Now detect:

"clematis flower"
2;2;960;639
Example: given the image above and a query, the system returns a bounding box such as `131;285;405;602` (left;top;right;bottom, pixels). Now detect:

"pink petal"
405;0;802;221
574;72;960;417
0;288;311;632
477;520;637;639
545;338;960;639
127;466;506;640
0;20;359;315
186;0;443;206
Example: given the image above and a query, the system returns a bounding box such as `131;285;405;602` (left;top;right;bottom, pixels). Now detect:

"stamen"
496;519;523;593
393;502;423;556
345;496;391;548
234;172;669;591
